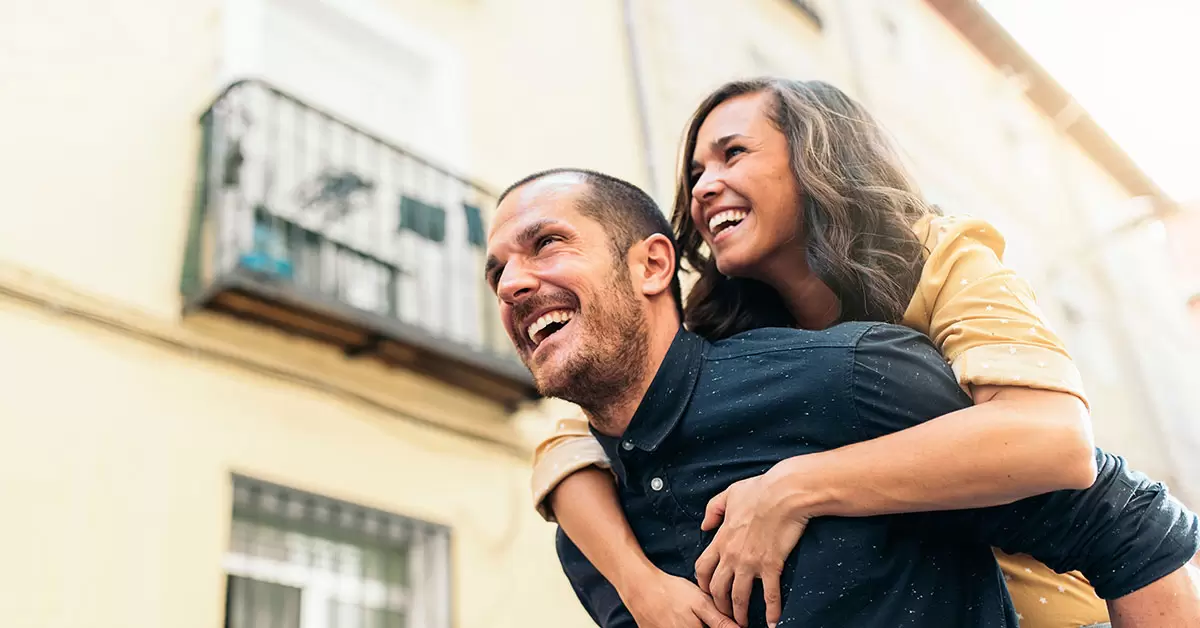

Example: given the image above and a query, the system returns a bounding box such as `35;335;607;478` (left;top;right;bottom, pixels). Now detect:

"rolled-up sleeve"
530;416;611;522
906;215;1089;407
925;450;1200;599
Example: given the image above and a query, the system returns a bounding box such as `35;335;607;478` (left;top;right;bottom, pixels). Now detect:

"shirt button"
650;477;664;491
622;441;635;451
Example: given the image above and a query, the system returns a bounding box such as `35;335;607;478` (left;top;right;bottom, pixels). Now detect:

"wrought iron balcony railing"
181;80;535;405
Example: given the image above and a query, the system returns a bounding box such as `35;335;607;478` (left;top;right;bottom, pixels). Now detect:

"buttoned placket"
617;442;675;514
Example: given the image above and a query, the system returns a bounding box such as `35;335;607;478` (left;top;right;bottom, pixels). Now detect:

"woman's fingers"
763;569;783;628
708;558;736;617
731;569;755;627
701;488;729;531
695;544;719;594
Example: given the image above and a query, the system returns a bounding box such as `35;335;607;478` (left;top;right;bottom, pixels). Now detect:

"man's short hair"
497;168;683;312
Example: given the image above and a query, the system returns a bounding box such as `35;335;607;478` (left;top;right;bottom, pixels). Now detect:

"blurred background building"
0;0;1195;627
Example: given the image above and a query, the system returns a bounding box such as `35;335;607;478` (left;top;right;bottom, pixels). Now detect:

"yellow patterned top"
529;214;1107;627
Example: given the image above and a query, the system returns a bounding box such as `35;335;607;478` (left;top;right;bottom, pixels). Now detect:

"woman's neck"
778;275;839;330
760;254;840;330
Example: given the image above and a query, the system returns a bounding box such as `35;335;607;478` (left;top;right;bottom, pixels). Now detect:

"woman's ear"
635;233;677;298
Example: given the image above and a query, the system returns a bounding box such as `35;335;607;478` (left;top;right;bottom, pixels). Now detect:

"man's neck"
584;316;681;438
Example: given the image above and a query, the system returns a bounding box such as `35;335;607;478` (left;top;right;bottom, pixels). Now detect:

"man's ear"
633;233;677;298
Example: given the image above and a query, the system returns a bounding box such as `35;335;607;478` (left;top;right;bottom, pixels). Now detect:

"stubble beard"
533;272;650;433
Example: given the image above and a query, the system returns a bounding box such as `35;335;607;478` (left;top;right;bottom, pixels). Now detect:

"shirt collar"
593;327;706;463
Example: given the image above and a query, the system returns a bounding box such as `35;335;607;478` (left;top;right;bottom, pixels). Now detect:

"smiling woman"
678;83;928;336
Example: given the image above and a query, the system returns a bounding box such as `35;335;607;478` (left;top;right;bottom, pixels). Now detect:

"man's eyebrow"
482;218;561;284
515;218;558;247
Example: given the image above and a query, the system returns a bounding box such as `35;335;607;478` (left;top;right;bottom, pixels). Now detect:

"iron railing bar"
201;79;495;199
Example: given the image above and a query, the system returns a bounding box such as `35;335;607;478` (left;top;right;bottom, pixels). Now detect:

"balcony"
180;80;536;406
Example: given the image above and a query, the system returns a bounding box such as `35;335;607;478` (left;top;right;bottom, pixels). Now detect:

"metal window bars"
224;475;451;628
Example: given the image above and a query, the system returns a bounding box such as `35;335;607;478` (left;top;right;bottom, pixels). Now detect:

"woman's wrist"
769;454;839;520
613;555;665;600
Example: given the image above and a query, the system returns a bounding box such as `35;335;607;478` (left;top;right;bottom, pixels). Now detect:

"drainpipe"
831;0;872;106
620;0;660;198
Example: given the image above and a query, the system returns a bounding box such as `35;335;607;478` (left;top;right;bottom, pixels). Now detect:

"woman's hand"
694;462;811;627
622;570;739;628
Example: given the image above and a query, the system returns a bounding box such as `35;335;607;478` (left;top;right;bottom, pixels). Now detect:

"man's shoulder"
705;322;928;361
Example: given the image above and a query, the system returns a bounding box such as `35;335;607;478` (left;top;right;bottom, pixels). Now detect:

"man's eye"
536;235;562;251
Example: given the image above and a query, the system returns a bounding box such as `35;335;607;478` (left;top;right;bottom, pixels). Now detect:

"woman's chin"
713;252;757;280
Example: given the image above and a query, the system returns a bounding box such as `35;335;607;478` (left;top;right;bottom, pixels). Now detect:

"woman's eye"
725;146;746;160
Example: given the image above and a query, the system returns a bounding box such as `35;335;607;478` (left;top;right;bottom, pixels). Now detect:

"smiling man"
484;169;682;436
484;168;1200;628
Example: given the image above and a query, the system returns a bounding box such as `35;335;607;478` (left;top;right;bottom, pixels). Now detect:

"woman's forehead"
699;93;771;137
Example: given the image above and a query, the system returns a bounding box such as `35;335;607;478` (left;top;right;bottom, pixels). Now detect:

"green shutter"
464;204;485;247
398;196;446;243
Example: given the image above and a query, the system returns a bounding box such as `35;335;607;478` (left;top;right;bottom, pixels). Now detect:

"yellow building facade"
0;1;1192;627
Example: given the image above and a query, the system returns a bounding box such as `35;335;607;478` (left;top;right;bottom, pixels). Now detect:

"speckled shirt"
555;324;1199;627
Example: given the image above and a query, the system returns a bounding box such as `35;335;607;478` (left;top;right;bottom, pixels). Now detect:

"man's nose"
497;261;538;305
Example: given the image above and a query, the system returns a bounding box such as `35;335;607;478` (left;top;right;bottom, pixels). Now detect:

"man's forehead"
512;171;588;204
489;173;591;241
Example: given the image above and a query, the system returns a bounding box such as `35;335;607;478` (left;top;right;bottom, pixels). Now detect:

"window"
398;197;447;244
463;204;485;248
224;476;451;628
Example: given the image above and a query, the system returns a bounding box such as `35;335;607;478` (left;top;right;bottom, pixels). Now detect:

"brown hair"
672;78;934;339
498;167;683;315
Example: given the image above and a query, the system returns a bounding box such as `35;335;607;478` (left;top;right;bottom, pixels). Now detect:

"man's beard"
528;269;649;429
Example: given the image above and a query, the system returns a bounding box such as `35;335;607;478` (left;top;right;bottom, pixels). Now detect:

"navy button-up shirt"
556;323;1200;627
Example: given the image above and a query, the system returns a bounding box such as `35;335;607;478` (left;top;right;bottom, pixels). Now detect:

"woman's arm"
532;418;654;585
548;468;658;592
772;385;1096;518
551;468;737;628
770;216;1098;515
533;421;735;627
831;214;1099;509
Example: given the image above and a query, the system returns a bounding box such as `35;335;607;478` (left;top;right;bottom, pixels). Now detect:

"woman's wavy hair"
672;78;936;340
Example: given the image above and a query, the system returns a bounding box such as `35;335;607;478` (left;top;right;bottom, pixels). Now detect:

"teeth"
527;309;575;343
708;210;748;233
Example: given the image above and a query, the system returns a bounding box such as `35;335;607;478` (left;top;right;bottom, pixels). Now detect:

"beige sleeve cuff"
530;435;612;522
952;343;1090;409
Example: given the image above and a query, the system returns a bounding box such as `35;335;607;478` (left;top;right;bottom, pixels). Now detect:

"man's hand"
695;463;811;627
622;571;739;628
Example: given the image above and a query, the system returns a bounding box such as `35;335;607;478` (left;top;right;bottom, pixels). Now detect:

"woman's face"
689;91;805;279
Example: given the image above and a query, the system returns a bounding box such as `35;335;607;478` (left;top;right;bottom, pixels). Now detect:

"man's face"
485;174;649;407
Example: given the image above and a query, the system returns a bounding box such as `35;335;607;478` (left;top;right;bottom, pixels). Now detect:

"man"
484;168;1200;627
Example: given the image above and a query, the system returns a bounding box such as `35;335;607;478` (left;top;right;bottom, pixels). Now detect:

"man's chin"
531;371;572;400
529;357;583;400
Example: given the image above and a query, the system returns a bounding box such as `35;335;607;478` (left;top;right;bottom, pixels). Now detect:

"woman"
533;78;1108;628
